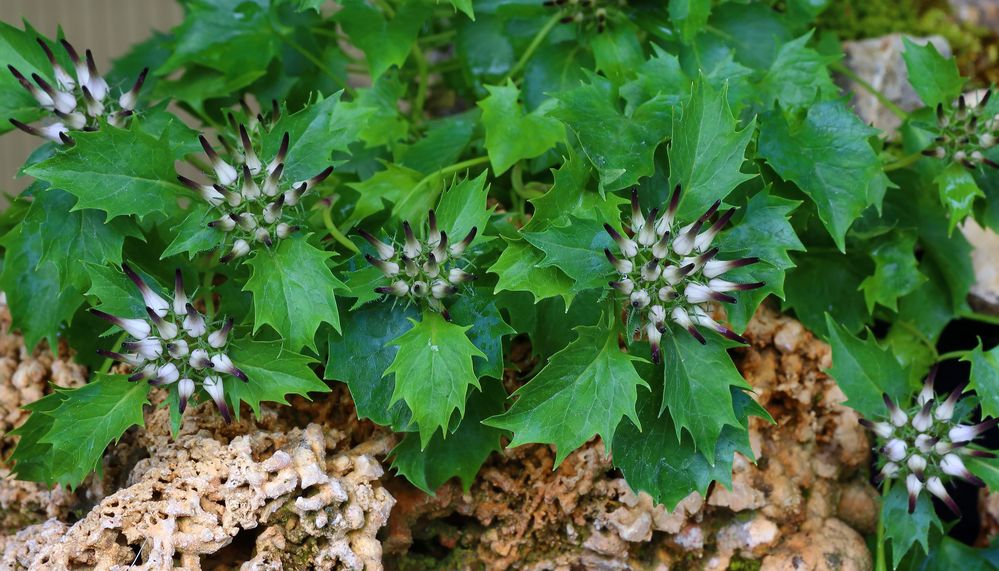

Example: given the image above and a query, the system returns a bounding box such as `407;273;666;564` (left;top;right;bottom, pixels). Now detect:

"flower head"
922;90;999;170
178;123;332;263
543;0;622;33
362;210;477;320
603;185;763;363
8;39;146;144
90;266;245;423
859;366;996;516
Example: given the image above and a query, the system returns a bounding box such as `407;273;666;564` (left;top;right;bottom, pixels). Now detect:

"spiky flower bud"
859;368;994;514
93;265;243;424
362;211;479;319
603;185;762;362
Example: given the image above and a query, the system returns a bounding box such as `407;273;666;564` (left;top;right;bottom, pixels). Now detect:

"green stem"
322;207;361;254
875;479;890;571
411;43;430;124
201;269;216;320
960;310;999;326
895;321;939;360
884;151;924;172
98;332;127;374
937;349;971;362
503;12;563;83
411;156;491;206
420;30;456;46
832;62;908;120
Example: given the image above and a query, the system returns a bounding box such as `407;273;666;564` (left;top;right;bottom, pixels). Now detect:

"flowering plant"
1;1;999;565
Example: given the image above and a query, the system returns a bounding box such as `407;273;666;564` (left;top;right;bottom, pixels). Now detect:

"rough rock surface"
382;304;876;570
963;220;999;315
0;403;395;570
0;295;87;534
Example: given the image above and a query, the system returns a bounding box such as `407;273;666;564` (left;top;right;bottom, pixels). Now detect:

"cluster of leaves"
3;0;999;565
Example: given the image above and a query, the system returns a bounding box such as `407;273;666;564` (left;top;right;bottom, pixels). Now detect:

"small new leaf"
384;311;485;447
479;80;564;175
963;341;999;420
824;315;910;418
901;37;966;108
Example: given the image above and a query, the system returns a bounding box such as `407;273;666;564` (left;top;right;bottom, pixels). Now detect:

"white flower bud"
658;286;676;301
123;338;162;360
629;289;650;309
878;462;899;480
167;339;189;359
907;454;926;476
178;378;195;412
915;434;937;453
155;363;180;386
883;438;906;462
190;348;212;369
911;401;933;432
641;260;661;282
208;318;233;348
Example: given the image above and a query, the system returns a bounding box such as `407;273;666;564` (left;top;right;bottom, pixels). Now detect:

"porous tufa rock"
0;422;394;570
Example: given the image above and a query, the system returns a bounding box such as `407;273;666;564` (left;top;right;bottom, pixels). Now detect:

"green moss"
729;557;763;571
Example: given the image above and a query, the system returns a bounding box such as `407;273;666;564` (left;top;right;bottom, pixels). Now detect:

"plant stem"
832;62;908;120
960;310;999;327
883;151;924;172
420;30;456;46
280;32;352;95
875;479;890;571
322;206;361;254
937;349;971;362
503;12;563;83
411;43;430;124
411;156;491;206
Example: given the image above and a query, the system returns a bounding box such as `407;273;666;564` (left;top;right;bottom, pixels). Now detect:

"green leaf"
41;374;150;488
243;236;344;351
964;341;999;420
859;232;926;313
825;315;910;418
883;482;942;568
449;290;516;380
346;163;423;227
784;249;870;337
478;80;564;175
6;392;63;483
342;264;386;311
161;204;223;260
660;328;750;463
934;162;983;234
620;46;689;115
520;215;614;298
523;146;626;231
758;31;838;108
25;125;182;221
263;92;363;183
385;311;485;447
342;74;409;148
614;360;758;509
434;172;494;246
966;454;999;490
0;204;84;350
0;21;52;132
391;379;506;495
325;302;414;430
29;189;138;291
85;263;146;319
668;0;711;43
488;239;575;306
336;0;433;79
668;78;755;219
396;110;479;174
901;37;965;108
759;101;881;251
226;337;330;420
442;0;474;19
159;0;278;77
590;24;644;85
484;318;647;466
712;191;804;331
552;75;672;193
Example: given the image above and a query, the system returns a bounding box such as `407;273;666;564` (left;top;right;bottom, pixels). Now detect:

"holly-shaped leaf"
660;328;750;463
25;125;182;221
346;163;424;227
713;191;804;332
478;80;564;175
326;302;415;431
614;359;760;509
161;204;224;260
391;378;506;495
590;24;644;85
933;162;983;234
13;374;151;488
484;317;647;466
620;46;689;114
243;236;344;351
6;391;62;483
449;290;516;380
226;337;330;420
758;31;838;109
263;93;366;183
825;315;911;418
759;101;881;251
384;310;485;447
883;482;943;569
521;215;614;298
488;239;575;306
552;74;672;193
336;0;433;79
434;171;494;246
901;37;965;108
669;78;755;219
668;0;711;43
784;249;871;337
964;341;999;420
523;146;626;232
859;232;926;313
0;21;53;132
